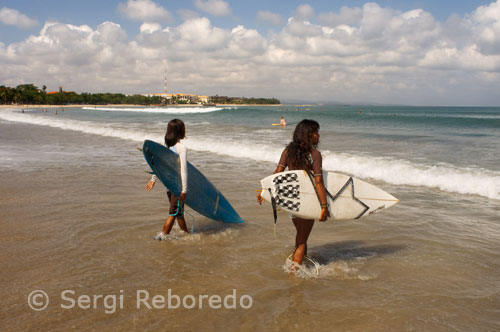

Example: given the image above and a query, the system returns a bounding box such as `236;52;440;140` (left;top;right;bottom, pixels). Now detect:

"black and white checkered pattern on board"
273;173;298;184
271;173;301;212
276;184;300;198
276;197;300;212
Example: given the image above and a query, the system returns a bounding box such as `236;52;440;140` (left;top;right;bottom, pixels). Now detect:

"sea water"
2;105;499;198
0;105;499;331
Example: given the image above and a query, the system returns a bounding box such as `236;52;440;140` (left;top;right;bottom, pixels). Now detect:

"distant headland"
0;84;280;106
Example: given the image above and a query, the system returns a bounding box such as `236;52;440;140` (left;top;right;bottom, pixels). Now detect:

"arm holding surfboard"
147;119;190;238
257;146;329;221
312;170;330;222
257;161;329;221
145;141;188;202
257;119;328;268
176;142;188;202
145;175;156;191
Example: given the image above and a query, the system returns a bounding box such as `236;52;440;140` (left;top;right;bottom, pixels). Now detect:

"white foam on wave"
0;109;162;142
2;110;499;200
321;151;500;200
81;106;225;114
184;121;211;126
186;138;500;200
386;112;500;120
282;258;376;280
152;224;237;243
186;138;282;164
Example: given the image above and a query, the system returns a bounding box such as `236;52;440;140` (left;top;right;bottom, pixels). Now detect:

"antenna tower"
164;66;167;94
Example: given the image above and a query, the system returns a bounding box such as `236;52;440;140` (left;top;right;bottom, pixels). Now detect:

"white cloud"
318;6;363;27
359;2;396;40
118;0;173;23
295;4;315;20
285;18;322;38
0;7;38;29
175;17;229;51
2;1;500;105
257;11;284;26
177;9;201;21
193;0;231;17
140;22;162;34
473;0;500;23
229;25;267;54
469;0;500;54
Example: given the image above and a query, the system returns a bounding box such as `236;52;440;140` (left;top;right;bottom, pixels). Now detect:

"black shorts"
167;191;184;217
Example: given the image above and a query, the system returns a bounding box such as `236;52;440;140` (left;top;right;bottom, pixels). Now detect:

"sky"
1;0;500;106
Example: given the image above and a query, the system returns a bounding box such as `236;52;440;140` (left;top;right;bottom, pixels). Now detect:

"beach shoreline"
0;103;283;109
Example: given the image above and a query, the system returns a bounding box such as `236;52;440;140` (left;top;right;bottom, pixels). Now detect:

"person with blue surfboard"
146;119;190;239
258;119;330;267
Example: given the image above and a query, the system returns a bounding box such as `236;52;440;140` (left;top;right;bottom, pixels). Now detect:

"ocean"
0;105;499;331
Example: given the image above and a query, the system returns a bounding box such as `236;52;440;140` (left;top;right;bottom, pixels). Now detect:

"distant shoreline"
0;104;283;109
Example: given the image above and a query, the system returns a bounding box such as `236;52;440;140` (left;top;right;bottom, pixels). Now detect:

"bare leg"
176;217;189;233
292;217;315;265
163;215;176;234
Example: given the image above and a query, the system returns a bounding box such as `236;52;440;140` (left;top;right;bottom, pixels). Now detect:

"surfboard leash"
268;188;278;239
183;208;196;234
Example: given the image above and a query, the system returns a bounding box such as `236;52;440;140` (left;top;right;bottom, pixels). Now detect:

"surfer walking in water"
258;119;329;269
146;119;190;239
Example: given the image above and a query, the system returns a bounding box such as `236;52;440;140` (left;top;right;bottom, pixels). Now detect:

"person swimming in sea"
280;116;287;127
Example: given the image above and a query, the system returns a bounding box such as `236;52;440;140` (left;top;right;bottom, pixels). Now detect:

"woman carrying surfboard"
146;119;190;238
258;119;329;267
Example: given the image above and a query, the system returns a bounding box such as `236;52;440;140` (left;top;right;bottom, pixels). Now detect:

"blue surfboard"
143;140;244;223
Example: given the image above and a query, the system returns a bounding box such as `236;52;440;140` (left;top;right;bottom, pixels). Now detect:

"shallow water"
1;107;499;331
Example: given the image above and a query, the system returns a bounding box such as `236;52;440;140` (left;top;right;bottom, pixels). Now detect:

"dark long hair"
286;119;320;169
164;119;186;147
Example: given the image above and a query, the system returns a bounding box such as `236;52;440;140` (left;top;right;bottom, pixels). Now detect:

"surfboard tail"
214;194;244;223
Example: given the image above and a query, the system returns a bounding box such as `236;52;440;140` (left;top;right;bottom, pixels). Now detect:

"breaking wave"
2;109;499;200
81;106;226;114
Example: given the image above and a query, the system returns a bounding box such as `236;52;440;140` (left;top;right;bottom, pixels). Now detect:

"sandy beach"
0;119;262;331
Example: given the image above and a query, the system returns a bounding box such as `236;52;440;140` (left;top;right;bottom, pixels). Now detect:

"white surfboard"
260;170;398;220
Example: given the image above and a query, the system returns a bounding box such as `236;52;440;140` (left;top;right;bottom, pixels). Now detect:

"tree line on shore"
209;95;280;105
0;84;280;105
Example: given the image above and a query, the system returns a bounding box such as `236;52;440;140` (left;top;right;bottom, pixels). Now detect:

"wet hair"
286;119;320;169
164;119;186;147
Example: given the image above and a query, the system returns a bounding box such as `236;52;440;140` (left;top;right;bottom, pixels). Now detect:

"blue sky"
0;0;493;44
1;0;500;105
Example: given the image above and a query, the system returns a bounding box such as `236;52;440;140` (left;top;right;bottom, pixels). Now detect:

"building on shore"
142;93;280;105
143;93;209;105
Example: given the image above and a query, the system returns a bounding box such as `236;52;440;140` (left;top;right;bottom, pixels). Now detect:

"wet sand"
1;120;499;331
